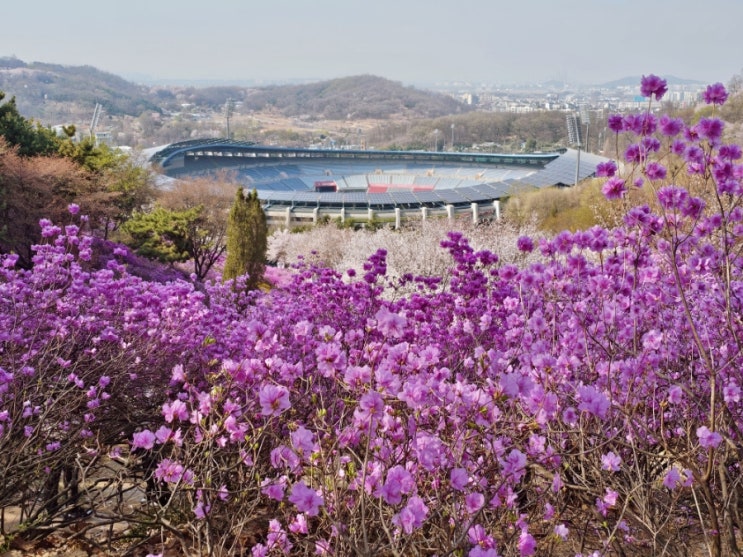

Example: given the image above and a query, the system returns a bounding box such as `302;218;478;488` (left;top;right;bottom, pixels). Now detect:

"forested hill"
0;57;161;118
0;57;468;122
239;75;469;119
156;75;469;120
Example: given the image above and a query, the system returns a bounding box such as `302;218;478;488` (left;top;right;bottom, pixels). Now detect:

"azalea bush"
2;75;743;557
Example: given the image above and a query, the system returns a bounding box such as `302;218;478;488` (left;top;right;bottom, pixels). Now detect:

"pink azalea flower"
465;492;485;514
450;467;469;491
375;306;408;338
258;384;290;417
518;530;537;556
163;399;189;422
392;495;428;534
376;465;415;505
131;430;156;450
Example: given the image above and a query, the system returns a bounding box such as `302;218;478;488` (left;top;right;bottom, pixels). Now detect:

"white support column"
394;208;401;229
313;207;319;224
340;207;346;223
493;199;501;221
285;207;292;227
446;204;454;220
368;208;374;223
471;202;479;224
421;206;428;221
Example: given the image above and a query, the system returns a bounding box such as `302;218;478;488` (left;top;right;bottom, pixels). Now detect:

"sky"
3;0;742;87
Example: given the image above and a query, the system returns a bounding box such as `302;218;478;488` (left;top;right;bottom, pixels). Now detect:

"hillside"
0;56;161;120
239;74;468;120
0;58;469;125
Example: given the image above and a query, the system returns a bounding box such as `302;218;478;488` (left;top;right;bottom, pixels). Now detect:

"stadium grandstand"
149;139;608;228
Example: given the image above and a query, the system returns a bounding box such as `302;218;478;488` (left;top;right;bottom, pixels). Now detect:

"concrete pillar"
340;207;346;223
421;206;428;221
313;207;319;224
368;207;374;223
446;204;454;220
471;202;479;224
285;207;292;228
493;199;501;221
394;207;401;229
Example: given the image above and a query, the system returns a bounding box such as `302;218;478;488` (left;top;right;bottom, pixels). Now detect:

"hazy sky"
3;0;742;86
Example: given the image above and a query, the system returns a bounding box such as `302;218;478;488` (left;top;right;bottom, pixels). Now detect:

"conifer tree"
223;187;267;290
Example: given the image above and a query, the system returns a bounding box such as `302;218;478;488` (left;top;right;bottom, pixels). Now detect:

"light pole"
224;98;234;139
451;123;455;151
566;113;583;187
434;129;439;152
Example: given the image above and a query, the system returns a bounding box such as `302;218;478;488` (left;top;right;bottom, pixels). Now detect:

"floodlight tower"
224;98;235;139
579;105;591;153
89;102;102;140
566;113;583;187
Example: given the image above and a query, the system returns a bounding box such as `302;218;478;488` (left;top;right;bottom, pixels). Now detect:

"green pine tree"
223;188;267;290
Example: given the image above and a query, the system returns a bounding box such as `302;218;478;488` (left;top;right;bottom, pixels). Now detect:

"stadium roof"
149;139;608;211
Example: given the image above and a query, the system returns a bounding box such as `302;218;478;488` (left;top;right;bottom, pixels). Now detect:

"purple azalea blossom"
288;481;324;516
595;160;617;177
607;114;624;133
450;467;469;491
601;451;622;472
695;117;724;145
659;114;683;136
577;385;610;419
719;144;743;160
703;82;728;105
663;468;682;490
645;162;667;181
516;235;534;252
640;74;668;100
697;426;723;449
376;464;415;505
657;186;690;211
375;306;408;338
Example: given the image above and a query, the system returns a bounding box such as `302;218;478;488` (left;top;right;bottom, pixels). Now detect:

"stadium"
149;139;608;228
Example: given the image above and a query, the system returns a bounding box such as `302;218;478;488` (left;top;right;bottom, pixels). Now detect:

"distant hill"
239;75;468;120
0;57;161;120
0;58;468;124
599;75;705;88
